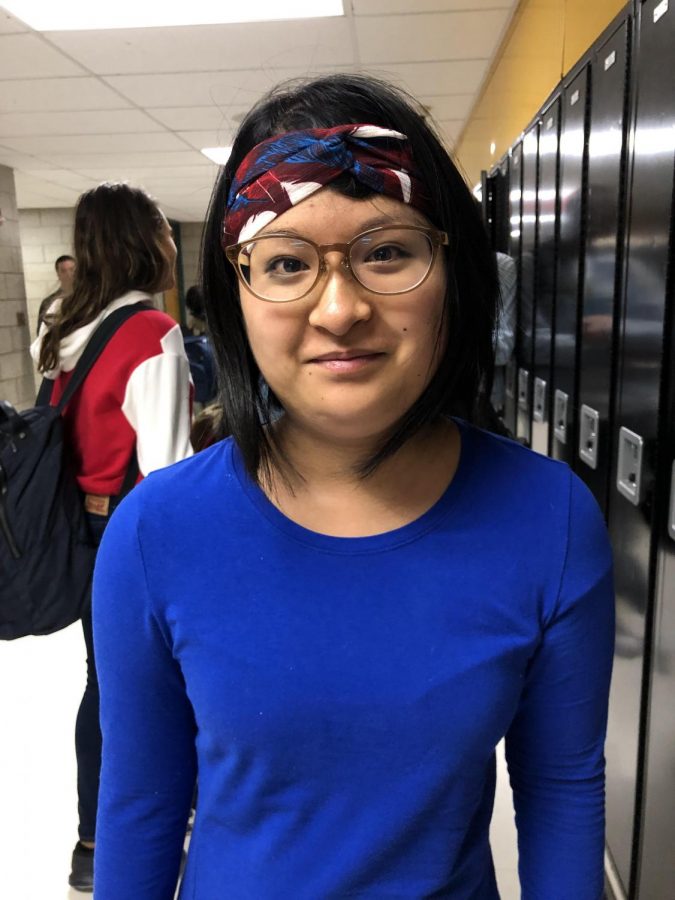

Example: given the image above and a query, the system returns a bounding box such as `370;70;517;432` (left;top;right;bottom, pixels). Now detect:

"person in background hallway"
30;182;193;893
491;251;517;415
37;254;76;334
181;284;217;408
93;75;614;900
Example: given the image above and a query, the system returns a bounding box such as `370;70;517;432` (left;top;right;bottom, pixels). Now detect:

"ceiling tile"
356;10;512;64
14;173;80;205
0;9;29;33
146;107;246;132
0;145;58;169
0;109;165;137
19;169;98;189
353;0;513;12
362;60;488;97
0;34;86;78
0;77;133;114
50;150;209;170
2;132;191;155
436;120;464;145
104;68;338;109
44;20;355;75
176;131;236;151
418;94;475;121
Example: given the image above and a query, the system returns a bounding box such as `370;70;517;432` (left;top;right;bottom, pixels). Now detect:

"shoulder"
458;421;596;548
117;438;237;525
108;308;186;365
461;422;572;495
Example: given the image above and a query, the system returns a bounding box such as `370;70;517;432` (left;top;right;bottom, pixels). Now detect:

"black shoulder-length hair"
201;73;498;486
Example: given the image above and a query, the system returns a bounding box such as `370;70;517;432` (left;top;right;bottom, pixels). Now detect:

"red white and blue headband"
222;124;433;249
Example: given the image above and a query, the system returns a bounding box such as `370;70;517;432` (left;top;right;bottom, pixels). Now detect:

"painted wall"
0;166;35;410
455;0;628;185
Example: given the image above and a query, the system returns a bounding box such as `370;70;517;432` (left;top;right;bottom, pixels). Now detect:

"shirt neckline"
230;418;474;555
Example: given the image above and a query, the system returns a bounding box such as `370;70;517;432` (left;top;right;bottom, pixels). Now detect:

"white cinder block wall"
19;207;75;340
0;166;34;410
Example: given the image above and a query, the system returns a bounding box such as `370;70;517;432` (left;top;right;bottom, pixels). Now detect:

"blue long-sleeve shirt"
93;421;614;899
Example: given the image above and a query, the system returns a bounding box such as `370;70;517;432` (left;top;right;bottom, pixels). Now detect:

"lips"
309;349;384;362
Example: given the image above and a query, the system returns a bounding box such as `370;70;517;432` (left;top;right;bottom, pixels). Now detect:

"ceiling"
0;0;519;222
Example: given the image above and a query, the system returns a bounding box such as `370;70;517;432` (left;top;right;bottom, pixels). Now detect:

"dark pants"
75;512;109;843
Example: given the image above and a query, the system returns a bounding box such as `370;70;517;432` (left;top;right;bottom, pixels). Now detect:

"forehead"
57;259;75;270
258;189;430;241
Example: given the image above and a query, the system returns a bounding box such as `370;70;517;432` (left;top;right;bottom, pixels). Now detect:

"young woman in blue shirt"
93;73;614;899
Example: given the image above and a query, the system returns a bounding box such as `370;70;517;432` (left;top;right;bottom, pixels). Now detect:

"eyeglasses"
225;225;449;303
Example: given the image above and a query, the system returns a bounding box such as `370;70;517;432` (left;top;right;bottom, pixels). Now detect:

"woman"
93;76;614;899
31;182;193;892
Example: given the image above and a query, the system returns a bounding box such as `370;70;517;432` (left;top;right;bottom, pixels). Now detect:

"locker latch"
533;378;547;423
579;405;600;470
617;427;644;506
554;390;569;444
518;369;530;412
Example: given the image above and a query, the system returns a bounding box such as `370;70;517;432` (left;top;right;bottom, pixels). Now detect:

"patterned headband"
222;124;433;248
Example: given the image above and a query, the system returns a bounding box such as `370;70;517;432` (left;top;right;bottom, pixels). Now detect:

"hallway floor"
0;624;520;899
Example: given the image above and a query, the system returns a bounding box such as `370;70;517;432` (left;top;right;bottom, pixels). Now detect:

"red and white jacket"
31;291;193;496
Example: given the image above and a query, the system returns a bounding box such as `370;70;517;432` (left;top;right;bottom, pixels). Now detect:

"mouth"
308;350;386;372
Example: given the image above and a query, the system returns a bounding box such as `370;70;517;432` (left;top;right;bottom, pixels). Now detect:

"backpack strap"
55;301;152;412
41;301;152;501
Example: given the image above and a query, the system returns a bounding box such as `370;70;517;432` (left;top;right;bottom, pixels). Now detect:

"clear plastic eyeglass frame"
224;224;449;303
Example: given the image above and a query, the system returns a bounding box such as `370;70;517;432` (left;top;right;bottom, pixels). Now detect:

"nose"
307;252;372;335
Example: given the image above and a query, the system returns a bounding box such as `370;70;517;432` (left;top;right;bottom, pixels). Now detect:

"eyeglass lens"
236;228;435;301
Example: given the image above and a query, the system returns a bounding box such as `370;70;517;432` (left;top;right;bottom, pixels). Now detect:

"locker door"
576;20;631;517
516;125;539;445
550;66;590;465
638;468;675;898
503;143;522;435
605;0;675;894
531;98;561;455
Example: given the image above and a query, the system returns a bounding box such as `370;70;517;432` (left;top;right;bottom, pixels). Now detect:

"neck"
260;416;460;538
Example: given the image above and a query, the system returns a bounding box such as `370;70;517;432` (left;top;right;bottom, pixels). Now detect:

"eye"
266;257;310;275
365;244;409;263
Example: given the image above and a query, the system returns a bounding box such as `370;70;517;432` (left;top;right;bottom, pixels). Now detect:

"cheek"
241;297;304;373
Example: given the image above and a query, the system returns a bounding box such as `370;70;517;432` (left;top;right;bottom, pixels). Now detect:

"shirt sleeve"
505;473;615;899
121;323;194;476
93;488;197;900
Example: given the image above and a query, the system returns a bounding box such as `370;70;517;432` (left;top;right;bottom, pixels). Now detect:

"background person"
31;182;193;893
37;254;76;334
93;75;614;899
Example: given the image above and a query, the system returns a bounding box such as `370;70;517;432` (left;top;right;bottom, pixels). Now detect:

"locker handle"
616;427;644;507
533;378;547;424
579;405;600;470
554;390;568;444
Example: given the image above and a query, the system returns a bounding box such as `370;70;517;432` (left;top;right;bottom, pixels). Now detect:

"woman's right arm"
92;489;197;900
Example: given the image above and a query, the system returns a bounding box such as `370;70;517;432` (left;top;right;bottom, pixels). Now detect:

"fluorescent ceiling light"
201;147;233;165
2;0;344;30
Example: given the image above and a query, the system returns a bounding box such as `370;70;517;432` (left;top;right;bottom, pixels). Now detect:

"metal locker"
503;143;522;436
550;66;591;465
604;0;675;894
516;125;540;446
576;20;631;517
638;460;675;897
531;97;561;456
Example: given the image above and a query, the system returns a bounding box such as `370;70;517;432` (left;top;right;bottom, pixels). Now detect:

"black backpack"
0;302;148;640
